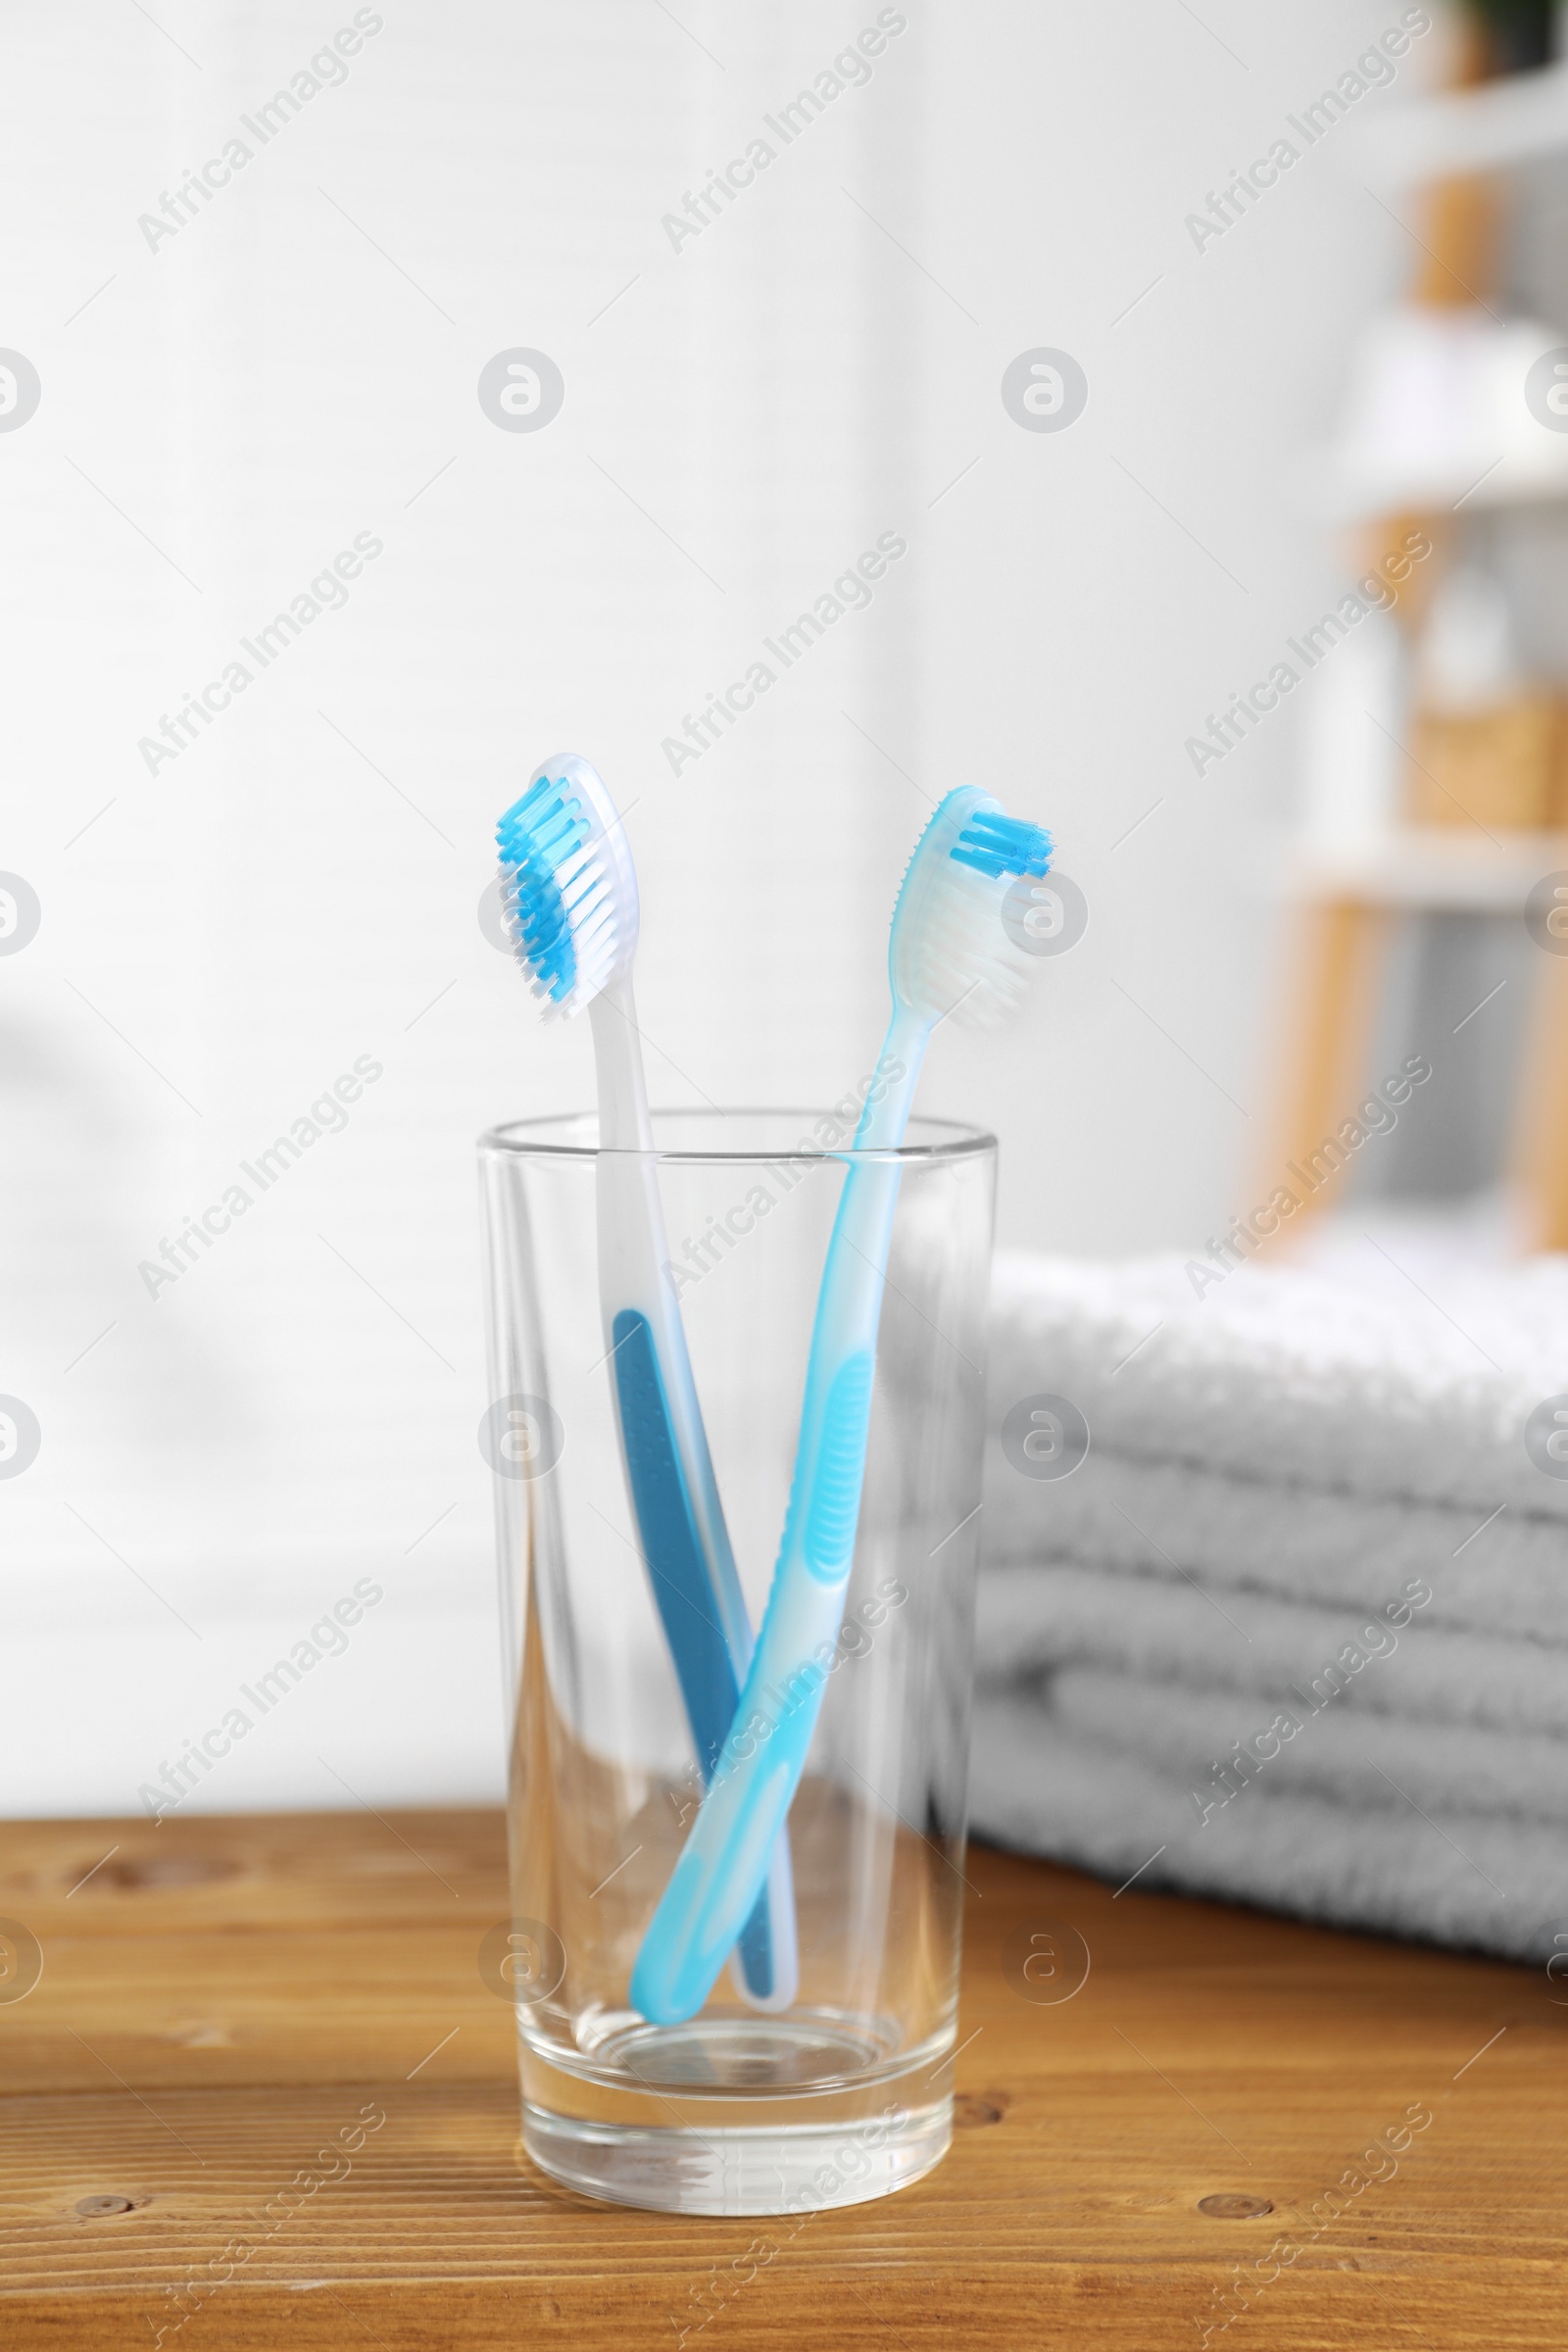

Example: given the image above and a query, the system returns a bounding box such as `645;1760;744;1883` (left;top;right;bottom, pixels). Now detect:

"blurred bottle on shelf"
1406;557;1567;827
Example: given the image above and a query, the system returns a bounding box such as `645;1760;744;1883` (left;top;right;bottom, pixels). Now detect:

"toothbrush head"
496;753;639;1019
889;786;1053;1029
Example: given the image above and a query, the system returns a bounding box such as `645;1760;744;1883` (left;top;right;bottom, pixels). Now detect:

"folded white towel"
1050;1663;1568;1822
981;1446;1568;1644
988;1249;1568;1520
975;1562;1568;1738
967;1690;1566;1964
970;1250;1568;1958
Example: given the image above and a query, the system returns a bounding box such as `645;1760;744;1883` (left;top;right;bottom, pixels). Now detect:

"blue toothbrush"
631;788;1051;2025
498;753;798;2011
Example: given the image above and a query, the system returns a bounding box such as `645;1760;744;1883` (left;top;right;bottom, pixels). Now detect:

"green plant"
1462;0;1556;69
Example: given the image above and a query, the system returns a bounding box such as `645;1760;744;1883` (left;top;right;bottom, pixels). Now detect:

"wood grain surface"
0;1807;1561;2348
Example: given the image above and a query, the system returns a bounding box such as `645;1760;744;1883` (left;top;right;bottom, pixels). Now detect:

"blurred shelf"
1288;825;1568;906
1299;307;1568;523
1302;439;1568;520
1348;58;1568;185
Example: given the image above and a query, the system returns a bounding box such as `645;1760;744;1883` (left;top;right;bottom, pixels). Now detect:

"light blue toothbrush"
630;787;1051;2025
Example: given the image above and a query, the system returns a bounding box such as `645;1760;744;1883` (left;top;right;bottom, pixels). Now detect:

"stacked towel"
968;1250;1568;1964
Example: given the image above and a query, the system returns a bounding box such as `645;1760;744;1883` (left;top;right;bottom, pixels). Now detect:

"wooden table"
0;1808;1560;2347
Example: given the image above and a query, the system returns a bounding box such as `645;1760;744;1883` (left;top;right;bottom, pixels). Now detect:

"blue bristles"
496;777;589;1004
950;808;1053;882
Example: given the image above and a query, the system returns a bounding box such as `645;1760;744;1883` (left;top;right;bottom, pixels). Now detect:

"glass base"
522;2096;951;2216
519;2016;952;2216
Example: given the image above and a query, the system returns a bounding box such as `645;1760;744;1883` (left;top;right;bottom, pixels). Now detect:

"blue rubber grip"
611;1308;776;1997
804;1352;875;1581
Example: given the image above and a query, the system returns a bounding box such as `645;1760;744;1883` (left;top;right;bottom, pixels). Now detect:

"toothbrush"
497;752;798;2011
630;787;1051;2026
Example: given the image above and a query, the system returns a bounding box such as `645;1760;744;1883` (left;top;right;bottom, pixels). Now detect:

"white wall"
0;0;1427;1816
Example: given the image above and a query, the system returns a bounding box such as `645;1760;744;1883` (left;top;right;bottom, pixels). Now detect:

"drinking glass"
477;1108;996;2215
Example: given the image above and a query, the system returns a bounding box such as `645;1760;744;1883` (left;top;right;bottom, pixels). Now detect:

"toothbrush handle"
590;1043;798;2011
611;1307;747;1773
609;1305;797;2002
629;1142;906;2026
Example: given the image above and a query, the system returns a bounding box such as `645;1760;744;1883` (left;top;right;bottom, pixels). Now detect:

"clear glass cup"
477;1108;996;2216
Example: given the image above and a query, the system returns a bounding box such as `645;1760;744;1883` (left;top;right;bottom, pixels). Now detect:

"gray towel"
968;1690;1567;1965
987;1248;1568;1519
974;1561;1568;1739
1050;1662;1568;1822
982;1444;1568;1645
965;1249;1568;1962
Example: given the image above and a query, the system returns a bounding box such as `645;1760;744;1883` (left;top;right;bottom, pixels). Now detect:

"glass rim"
477;1107;998;1166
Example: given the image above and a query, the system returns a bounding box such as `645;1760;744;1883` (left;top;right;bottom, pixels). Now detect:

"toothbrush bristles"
951;811;1052;879
891;788;1054;1030
496;768;628;1018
